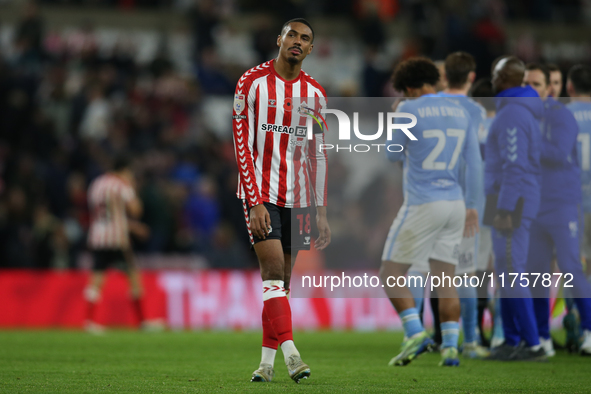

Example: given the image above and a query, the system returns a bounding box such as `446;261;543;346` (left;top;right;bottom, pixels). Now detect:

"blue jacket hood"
495;85;544;120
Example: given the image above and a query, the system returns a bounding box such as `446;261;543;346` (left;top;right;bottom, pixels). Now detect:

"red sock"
262;307;279;350
264;296;293;344
132;297;144;323
86;301;97;322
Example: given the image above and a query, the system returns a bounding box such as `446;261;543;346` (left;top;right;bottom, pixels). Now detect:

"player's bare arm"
315;206;331;250
128;220;150;241
464;208;479;238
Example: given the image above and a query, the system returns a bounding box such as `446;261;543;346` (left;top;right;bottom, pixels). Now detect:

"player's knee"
437;285;458;299
379;260;406;280
84;286;101;302
260;258;285;281
378;263;389;282
130;288;142;299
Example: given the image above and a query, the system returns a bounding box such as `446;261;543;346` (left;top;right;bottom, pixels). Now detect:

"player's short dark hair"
392;57;440;93
445;52;476;88
470;78;496;111
568;64;591;95
470;78;493;97
547;63;561;73
526;63;550;86
113;155;131;172
281;18;314;42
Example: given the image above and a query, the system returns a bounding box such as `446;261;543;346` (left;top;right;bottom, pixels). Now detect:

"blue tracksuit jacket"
485;85;543;219
539;97;581;210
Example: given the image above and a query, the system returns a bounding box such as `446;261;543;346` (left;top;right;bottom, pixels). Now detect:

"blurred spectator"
196;47;234;95
15;2;45;55
79;83;111;141
184;176;220;253
32;202;68;269
0;187;34;268
252;15;279;64
356;1;386;51
188;0;220;63
138;173;174;252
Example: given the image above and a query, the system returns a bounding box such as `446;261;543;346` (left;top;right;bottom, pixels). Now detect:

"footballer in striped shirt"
84;156;153;333
233;18;331;384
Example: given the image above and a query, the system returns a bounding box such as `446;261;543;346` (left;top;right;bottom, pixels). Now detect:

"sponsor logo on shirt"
261;124;307;136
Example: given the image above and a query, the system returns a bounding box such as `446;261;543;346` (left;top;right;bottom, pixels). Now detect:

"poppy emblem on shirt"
284;98;293;111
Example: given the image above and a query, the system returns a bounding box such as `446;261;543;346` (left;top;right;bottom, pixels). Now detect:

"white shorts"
410;235;476;275
382;200;466;267
477;225;493;271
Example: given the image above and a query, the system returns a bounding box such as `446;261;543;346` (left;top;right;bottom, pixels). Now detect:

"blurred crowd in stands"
0;0;590;269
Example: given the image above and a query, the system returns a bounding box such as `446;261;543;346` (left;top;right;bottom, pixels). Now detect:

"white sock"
261;346;276;365
281;340;300;362
531;344;542;351
262;280;286;301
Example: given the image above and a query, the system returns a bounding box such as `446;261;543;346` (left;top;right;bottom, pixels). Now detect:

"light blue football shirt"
436;92;487;221
567;100;591;213
387;94;482;208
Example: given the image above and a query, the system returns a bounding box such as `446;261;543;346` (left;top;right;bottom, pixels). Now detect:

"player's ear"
277;35;282;48
468;71;476;83
307;43;313;55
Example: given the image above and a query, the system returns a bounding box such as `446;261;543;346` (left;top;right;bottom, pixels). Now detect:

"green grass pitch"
1;330;590;393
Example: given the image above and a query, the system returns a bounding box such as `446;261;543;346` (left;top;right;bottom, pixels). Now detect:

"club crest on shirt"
234;94;245;114
268;99;276;107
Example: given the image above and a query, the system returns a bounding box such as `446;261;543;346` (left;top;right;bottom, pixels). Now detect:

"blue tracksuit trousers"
492;218;540;347
526;204;591;339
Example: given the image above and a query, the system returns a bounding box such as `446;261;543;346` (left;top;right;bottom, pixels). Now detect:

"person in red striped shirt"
233;18;331;384
84;156;151;333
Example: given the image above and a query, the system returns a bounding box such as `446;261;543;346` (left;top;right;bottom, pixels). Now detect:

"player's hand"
128;220;150;241
493;213;513;233
464;209;479;238
315;207;331;250
250;204;271;239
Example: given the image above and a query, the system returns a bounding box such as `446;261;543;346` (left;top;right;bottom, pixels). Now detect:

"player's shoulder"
413;95;467;113
397;96;440;115
547;98;578;121
403;96;429;109
89;174;107;187
237;60;273;85
565;101;577;111
546;97;568;112
88;174;108;195
300;69;327;96
463;97;486;117
566;100;591;112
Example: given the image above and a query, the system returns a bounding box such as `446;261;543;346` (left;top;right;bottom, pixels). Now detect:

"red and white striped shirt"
87;174;135;250
233;59;328;209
